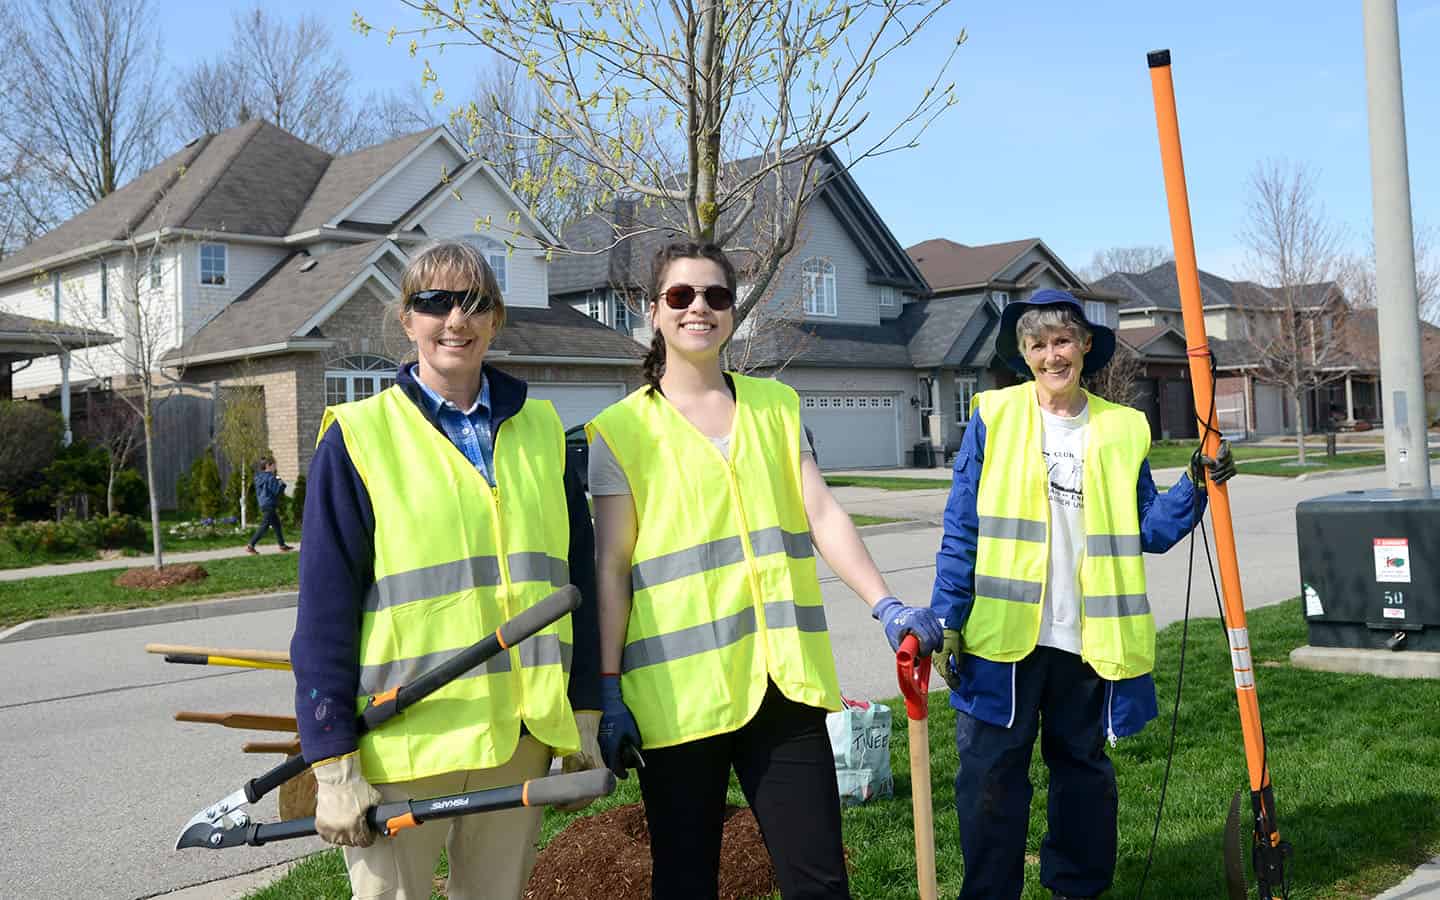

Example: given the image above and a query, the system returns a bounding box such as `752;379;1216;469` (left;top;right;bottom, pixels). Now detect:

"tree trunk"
1293;390;1308;465
106;465;117;518
142;391;165;569
239;477;248;530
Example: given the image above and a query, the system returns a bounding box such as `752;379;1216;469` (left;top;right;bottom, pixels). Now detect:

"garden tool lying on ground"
179;768;616;849
146;643;292;671
897;634;938;900
1146;50;1291;900
175;585;581;851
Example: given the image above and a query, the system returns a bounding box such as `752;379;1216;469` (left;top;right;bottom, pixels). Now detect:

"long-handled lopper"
897;634;938;900
175;585;581;850
179;768;616;850
1147;50;1292;899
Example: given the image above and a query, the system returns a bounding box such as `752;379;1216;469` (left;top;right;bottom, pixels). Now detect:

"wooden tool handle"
243;739;303;755
175;711;299;732
909;716;938;900
146;643;291;663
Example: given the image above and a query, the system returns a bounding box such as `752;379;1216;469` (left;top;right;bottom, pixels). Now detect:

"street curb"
141;857;305;899
0;590;298;644
1292;463;1387;483
855;519;936;537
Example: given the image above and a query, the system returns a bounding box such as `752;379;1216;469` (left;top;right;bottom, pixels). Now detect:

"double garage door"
799;392;901;470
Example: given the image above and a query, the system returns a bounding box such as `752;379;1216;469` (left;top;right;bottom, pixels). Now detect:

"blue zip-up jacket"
252;471;284;510
291;364;601;763
930;407;1206;738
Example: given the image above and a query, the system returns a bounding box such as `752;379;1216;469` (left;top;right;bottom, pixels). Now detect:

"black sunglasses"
661;283;735;311
406;288;494;317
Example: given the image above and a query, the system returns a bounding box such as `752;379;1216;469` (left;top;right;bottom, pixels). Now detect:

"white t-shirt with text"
1037;403;1088;655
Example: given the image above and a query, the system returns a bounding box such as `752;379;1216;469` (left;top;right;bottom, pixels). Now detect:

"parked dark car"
566;423;590;493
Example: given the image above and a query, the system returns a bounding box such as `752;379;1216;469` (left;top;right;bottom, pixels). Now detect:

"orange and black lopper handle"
178;769;616;849
897;634;938;900
1148;49;1291;898
178;585;582;847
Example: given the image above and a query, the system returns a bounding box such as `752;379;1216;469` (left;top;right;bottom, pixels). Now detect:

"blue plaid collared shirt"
410;364;496;486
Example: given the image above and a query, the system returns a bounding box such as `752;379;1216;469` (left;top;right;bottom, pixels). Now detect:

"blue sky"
162;0;1439;278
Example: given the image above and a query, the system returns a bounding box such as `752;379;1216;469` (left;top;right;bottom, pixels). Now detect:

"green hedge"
0;515;149;557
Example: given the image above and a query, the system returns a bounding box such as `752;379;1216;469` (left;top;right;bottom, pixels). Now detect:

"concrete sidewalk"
0;542;299;583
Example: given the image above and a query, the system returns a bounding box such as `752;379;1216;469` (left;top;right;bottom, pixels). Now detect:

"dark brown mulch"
524;803;777;900
114;563;208;589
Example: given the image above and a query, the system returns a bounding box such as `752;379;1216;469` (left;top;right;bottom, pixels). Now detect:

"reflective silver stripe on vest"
978;516;1047;543
365;553;568;613
621;600;827;673
974;574;1043;605
1085;593;1151;617
623;607;757;672
1086;534;1142;557
631;529;814;592
358;634;571;695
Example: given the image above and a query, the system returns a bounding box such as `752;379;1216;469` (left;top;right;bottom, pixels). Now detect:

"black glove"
1190;440;1235;487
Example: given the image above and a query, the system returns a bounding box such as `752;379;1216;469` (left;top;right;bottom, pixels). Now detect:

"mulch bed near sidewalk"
524;803;778;900
113;563;208;589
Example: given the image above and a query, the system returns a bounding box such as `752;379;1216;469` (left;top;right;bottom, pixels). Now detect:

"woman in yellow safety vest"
588;241;942;899
291;240;604;900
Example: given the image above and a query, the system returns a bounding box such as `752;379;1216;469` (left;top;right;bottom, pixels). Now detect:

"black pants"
953;646;1118;900
248;507;286;548
637;681;850;900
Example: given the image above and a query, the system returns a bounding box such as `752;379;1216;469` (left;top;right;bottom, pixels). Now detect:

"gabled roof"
492;303;646;361
905;237;1040;292
1095;262;1338;312
729;318;914;369
288;129;441;234
1117;324;1188;361
0;310;116;355
900;294;992;368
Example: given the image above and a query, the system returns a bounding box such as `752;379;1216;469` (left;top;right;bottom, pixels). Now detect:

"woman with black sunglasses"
290;240;603;899
587;242;941;899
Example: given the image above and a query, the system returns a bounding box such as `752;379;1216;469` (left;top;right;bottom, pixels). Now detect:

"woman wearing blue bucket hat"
929;289;1233;899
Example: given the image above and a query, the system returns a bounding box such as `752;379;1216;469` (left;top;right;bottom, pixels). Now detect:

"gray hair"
1015;306;1091;348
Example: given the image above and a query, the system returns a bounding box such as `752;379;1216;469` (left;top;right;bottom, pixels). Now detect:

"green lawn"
0;518;301;571
1147;440;1298;470
0;553;298;628
826;475;953;491
246;599;1440;899
852;514;904;527
1236;450;1440;478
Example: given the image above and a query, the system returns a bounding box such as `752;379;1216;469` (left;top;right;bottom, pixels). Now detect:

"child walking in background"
246;457;291;553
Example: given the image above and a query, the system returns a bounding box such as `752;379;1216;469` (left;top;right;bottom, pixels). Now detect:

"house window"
955;376;977;424
99;260;108;319
993;290;1010;308
200;243;227;286
325;355;398;405
465;237;509;293
802;257;837;317
1084;300;1108;327
878;285;897;308
149;257;163;289
586;292;603;322
52;272;61;321
612;293;630;333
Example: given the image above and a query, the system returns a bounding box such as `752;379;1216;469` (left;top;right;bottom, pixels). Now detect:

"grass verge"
826;475;953;491
1236;450;1440;478
0;553;298;628
852;514;904;527
246;599;1440;899
1147;440;1298;470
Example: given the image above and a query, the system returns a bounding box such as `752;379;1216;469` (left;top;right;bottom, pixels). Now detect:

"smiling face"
1021;324;1091;401
650;256;734;362
401;267;497;392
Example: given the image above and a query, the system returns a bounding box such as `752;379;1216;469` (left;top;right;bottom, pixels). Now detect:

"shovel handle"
896;634;932;721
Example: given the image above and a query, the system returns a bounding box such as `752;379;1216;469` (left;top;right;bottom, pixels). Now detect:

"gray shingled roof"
165;240;387;361
730;319;913;369
899;295;989;368
289;129;439;234
549;202;680;296
1094;263;1335;313
493;303;646;360
906;238;1039;292
0;310;116;347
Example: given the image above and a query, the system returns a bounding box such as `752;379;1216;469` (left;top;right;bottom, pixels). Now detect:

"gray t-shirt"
588;430;814;496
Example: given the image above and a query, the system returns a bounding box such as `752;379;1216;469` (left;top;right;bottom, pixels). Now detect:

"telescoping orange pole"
1147;49;1290;898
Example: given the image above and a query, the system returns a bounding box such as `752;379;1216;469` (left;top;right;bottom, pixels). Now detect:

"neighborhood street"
0;464;1433;899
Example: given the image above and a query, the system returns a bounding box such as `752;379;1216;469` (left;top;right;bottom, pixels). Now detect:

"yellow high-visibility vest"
320;386;579;784
967;382;1154;680
588;375;842;748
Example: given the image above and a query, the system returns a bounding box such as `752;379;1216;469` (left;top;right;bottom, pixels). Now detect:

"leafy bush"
0;401;64;489
0;515;149;558
224;467;259;521
187;450;224;519
112;469;149;517
290;474;306;528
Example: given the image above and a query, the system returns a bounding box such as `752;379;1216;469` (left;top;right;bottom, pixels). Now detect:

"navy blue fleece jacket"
290;364;601;763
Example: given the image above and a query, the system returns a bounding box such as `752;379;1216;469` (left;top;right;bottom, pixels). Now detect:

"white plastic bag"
825;696;893;805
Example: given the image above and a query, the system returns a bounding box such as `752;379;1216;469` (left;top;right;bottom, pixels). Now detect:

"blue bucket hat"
995;289;1116;377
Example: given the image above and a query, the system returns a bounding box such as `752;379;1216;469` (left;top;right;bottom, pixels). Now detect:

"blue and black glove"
597;674;642;779
872;596;944;655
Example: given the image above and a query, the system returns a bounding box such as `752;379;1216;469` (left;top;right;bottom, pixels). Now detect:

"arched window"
801;257;837;317
463;236;509;294
325;354;399;405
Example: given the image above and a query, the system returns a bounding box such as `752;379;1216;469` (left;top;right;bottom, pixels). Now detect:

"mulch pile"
524;803;777;900
114;563;208;589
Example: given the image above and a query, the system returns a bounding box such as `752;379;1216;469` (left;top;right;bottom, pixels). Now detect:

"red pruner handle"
896;634;931;722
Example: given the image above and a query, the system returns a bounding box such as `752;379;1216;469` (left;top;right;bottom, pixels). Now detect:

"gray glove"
312;753;382;847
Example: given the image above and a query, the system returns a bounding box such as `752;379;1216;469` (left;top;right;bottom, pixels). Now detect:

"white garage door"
800;392;901;469
527;383;626;429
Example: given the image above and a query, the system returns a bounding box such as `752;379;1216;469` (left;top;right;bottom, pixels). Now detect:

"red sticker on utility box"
1374;538;1411;584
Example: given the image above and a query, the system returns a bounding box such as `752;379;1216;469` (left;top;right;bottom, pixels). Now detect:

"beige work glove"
555;711;604;812
312;752;382;847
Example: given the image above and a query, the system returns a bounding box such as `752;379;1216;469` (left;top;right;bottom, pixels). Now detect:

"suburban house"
1110;323;1197;440
0;120;643;505
1093;262;1385;438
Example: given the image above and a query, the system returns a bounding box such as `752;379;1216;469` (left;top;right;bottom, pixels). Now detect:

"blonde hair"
398;240;507;330
1015;306;1090;348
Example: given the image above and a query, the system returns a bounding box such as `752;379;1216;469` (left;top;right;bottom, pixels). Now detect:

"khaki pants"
342;736;551;900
